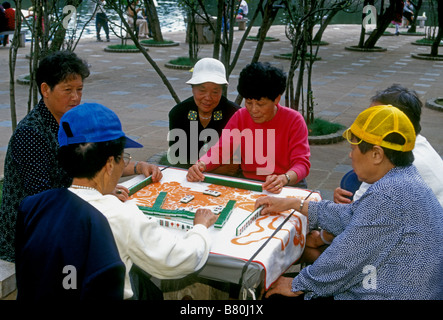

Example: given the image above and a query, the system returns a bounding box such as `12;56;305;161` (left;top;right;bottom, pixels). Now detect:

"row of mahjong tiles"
122;167;321;291
125;168;318;236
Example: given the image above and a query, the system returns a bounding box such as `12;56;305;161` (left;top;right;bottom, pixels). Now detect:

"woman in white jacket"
58;102;218;299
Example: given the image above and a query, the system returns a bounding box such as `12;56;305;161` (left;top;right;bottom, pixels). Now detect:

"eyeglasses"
122;152;132;167
343;129;362;145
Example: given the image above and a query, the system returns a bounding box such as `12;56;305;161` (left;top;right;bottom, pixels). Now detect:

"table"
121;167;322;299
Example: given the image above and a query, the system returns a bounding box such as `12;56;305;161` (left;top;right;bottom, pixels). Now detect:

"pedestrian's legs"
136;19;149;38
103;20;110;41
96;19;102;41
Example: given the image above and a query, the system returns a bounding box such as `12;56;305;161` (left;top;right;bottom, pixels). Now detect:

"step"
0;259;16;299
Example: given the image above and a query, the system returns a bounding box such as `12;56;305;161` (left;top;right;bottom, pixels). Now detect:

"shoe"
395;32;399;36
97;38;103;42
106;38;110;42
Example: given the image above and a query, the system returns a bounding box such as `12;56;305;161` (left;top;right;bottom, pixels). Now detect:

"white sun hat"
186;58;228;85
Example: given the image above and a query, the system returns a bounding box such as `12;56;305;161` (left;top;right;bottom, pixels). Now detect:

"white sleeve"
353;182;371;202
122;204;212;279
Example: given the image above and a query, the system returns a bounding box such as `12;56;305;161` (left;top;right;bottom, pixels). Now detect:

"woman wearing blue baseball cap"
0;51;162;263
15;103;218;300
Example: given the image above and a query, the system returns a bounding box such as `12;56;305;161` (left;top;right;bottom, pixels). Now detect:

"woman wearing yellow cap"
256;105;443;300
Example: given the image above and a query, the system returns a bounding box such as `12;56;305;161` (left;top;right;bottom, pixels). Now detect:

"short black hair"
58;137;126;179
36;50;90;96
2;2;10;9
370;84;422;134
237;62;286;101
353;132;414;167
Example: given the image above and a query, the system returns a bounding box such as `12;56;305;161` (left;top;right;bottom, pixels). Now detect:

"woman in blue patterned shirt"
257;105;443;300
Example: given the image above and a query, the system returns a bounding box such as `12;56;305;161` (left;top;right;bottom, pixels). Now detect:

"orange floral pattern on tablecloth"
129;181;266;212
231;211;304;250
129;180;316;250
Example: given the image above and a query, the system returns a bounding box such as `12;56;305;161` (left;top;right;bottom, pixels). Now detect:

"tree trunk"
212;0;224;59
363;0;401;49
255;0;280;40
8;0;21;131
111;2;180;104
357;0;373;48
235;0;281;105
312;2;344;43
407;0;422;33
49;0;82;52
228;0;264;76
144;0;163;41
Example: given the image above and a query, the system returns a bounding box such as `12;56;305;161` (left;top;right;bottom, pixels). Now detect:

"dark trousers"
129;264;164;300
96;12;109;39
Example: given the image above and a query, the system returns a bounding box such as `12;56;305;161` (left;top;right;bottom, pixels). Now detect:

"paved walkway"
0;24;442;200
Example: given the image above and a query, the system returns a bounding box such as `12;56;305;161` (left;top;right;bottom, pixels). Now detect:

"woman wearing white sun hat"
168;58;240;171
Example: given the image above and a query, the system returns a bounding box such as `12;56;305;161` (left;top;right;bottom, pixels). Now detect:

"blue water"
17;0;400;40
20;0;188;39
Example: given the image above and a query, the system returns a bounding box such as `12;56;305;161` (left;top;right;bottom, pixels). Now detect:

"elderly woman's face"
104;152;128;195
349;138;374;184
192;82;223;114
245;96;280;124
41;74;83;123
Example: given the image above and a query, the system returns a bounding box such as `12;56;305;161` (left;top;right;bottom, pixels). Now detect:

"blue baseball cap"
58;103;143;149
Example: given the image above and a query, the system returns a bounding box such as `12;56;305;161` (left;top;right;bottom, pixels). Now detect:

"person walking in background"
392;0;404;35
95;0;110;42
238;0;248;18
403;0;414;27
0;4;7;45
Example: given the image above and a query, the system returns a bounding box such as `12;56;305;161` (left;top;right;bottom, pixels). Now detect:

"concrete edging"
104;46;141;53
0;259;16;299
164;63;193;70
308;129;346;145
274;53;322;61
140;40;180;47
425;97;443;112
410;53;443;61
246;36;279;42
17;74;30;85
344;45;387;52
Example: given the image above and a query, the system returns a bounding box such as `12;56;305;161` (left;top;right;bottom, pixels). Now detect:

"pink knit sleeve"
286;111;311;182
199;110;241;171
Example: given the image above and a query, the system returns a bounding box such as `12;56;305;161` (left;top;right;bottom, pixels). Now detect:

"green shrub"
108;44;138;50
308;118;345;136
168;57;197;66
141;39;175;45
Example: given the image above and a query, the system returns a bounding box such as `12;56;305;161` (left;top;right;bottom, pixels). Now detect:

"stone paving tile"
0;25;442;199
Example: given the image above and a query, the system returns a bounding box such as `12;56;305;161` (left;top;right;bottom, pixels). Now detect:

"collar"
188;110;223;121
37;99;60;134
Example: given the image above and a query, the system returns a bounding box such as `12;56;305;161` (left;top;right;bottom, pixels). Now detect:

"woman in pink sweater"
187;62;311;193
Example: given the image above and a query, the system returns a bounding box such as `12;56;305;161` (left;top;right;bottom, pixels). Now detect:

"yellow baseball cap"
343;105;416;152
